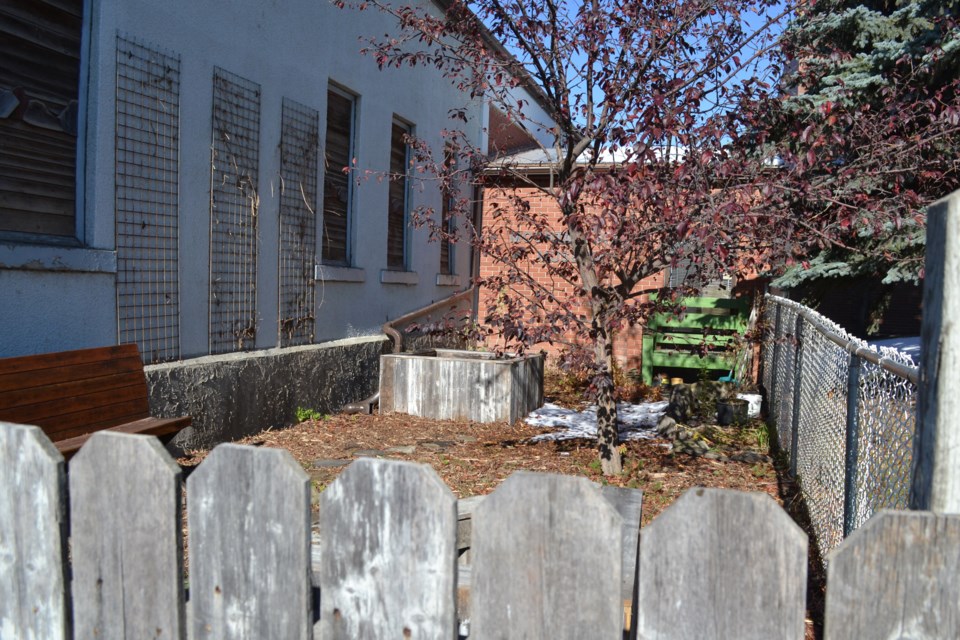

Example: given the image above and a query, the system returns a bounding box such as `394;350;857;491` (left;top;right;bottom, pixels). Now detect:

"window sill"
380;269;419;285
0;243;117;274
436;273;461;287
316;265;366;283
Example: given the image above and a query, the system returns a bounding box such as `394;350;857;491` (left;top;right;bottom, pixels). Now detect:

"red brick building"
473;137;759;376
476;169;668;371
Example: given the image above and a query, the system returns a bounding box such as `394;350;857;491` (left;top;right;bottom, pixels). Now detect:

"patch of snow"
868;336;920;365
525;401;669;442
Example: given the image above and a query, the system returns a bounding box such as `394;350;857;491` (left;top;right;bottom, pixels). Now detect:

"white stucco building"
2;0;499;359
0;0;552;444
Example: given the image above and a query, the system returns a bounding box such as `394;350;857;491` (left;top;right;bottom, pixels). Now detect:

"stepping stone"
386;445;416;455
729;451;772;464
351;449;388;457
418;440;456;451
312;459;351;469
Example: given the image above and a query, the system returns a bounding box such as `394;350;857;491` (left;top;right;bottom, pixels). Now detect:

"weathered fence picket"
3;425;960;639
187;443;312;640
470;472;624;639
826;510;960;637
0;422;68;640
636;488;808;640
915;192;960;512
599;484;644;607
316;457;458;639
69;432;184;639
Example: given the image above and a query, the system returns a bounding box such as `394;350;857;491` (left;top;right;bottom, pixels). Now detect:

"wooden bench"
0;344;191;460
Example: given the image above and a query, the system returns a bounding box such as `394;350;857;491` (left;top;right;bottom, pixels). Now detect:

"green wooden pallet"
641;296;750;385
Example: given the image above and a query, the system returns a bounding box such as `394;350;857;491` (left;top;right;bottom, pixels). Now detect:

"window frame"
320;83;357;267
439;146;457;276
386;117;412;272
0;0;88;246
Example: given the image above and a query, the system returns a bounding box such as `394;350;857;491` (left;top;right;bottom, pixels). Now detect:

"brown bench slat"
56;416;192;459
0;382;148;429
30;405;156;442
0;344;190;457
0;344;140;375
0;354;144;393
0;370;151;409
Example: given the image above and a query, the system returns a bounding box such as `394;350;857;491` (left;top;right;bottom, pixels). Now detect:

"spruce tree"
767;0;960;287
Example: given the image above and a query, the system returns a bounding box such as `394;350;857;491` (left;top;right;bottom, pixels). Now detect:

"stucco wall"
147;335;390;450
0;269;116;358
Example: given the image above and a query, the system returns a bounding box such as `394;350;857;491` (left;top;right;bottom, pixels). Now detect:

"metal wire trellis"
115;35;181;364
761;294;919;562
209;68;260;355
278;98;318;347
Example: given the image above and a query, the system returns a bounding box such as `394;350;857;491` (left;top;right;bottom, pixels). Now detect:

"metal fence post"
770;303;784;415
843;352;862;537
789;314;804;477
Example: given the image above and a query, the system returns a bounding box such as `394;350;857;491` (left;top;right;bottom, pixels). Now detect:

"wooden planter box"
379;349;544;423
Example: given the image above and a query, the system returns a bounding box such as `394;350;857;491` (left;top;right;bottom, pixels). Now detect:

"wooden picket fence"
2;422;959;639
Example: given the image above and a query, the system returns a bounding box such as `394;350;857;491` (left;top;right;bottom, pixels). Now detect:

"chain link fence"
761;294;919;560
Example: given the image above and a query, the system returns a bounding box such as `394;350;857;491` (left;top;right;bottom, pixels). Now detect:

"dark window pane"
322;88;354;265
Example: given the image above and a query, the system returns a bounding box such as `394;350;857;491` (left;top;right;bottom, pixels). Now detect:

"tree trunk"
594;321;623;476
563;200;623;476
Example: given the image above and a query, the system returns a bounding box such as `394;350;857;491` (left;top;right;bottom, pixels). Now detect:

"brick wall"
477;179;667;371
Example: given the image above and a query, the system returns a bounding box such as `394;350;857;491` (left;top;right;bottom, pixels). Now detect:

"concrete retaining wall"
146;336;390;450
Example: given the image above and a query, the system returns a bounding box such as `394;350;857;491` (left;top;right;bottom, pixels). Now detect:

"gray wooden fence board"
188;444;311;640
316;458;457;639
600;485;644;604
470;471;624;639
0;422;68;640
69;431;185;639
825;510;960;638
601;484;644;639
636;488;807;640
914;192;960;511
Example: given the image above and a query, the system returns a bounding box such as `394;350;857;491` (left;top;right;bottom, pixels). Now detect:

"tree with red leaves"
348;0;797;474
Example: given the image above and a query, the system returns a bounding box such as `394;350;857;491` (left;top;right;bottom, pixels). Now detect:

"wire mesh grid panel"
278;98;318;347
115;36;181;364
794;326;850;555
209;68;260;354
853;356;917;527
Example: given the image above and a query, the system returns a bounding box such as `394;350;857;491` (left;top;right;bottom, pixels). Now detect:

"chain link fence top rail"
761;294;918;561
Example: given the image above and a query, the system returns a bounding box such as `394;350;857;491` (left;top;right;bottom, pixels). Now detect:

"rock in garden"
729;451;772;464
312;459;350;469
656;415;677;437
386;445;417;455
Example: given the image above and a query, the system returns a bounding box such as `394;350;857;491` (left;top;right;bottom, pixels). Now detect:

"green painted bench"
641;296;750;384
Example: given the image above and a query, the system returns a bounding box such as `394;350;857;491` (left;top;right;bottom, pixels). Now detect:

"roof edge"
429;0;555;120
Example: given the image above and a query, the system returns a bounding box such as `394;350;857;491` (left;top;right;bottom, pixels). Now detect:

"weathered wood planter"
379;349;544;423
